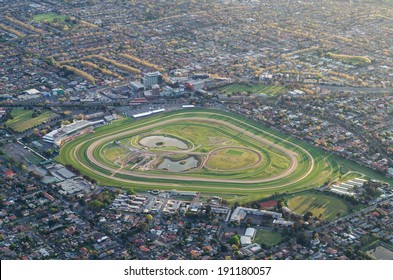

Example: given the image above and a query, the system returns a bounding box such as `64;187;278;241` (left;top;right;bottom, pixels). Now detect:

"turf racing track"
58;109;339;201
86;117;300;183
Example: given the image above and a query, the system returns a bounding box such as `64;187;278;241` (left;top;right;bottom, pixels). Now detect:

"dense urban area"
1;0;393;260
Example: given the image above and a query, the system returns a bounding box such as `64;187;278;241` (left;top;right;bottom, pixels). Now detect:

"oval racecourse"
58;109;342;202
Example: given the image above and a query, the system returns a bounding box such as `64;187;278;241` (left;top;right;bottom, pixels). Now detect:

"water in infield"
59;110;376;201
158;157;199;172
139;135;188;149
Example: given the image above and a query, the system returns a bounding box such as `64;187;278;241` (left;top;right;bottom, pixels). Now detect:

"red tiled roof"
139;245;150;252
5;170;16;177
260;200;278;209
80;247;89;255
43;192;55;202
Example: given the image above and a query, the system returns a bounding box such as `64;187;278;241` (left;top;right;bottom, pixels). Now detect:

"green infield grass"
226;149;245;156
206;148;260;171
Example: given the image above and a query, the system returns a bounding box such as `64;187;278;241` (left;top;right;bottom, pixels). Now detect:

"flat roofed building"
130;81;145;95
57;167;76;180
245;227;256;239
229;207;282;223
273;219;295;227
143;71;162;89
240;236;252;246
24;88;40;95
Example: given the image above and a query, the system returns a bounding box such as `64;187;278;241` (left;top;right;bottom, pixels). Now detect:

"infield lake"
139;136;188;149
158;157;199;172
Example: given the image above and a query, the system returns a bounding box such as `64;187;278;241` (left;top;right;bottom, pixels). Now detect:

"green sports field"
33;13;67;23
57;109;392;203
287;192;350;221
5;108;56;133
254;230;283;247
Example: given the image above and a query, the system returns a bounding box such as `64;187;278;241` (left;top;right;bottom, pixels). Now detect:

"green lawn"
102;145;129;163
219;84;286;96
254;230;283;247
340;171;365;182
226;149;245;156
287;192;350;221
206;148;260;171
156;123;237;152
5;108;56;133
33;13;67;23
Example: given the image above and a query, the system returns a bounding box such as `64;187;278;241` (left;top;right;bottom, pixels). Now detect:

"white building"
143;71;162;89
43;119;104;146
24;88;40;95
240;236;252;246
244;227;256;239
387;168;393;178
273;219;295;227
229;207;282;223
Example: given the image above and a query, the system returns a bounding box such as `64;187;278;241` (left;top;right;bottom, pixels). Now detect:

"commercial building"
143;71;162;89
43;119;104;146
47;164;76;181
244;227;256;239
132;109;165;119
240;243;262;255
240;236;252;246
229;207;282;223
240;227;256;247
130;81;145;97
329;178;365;197
273;219;295;227
57;177;93;197
170;190;198;198
130;81;144;91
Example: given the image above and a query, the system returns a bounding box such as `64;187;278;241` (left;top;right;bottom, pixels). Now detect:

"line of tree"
119;53;165;72
0;23;25;37
5;16;44;34
59;64;96;84
81;61;124;80
89;55;141;74
326;52;372;65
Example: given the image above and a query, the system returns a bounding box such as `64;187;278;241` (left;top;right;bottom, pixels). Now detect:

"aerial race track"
58;109;342;201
